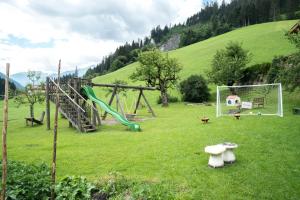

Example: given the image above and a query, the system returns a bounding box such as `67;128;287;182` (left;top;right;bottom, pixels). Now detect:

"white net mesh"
216;83;283;117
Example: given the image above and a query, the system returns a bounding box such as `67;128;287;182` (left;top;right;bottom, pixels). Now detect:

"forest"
0;77;16;99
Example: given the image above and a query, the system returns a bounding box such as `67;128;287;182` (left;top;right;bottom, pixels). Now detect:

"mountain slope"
93;20;297;85
0;72;24;90
11;66;91;87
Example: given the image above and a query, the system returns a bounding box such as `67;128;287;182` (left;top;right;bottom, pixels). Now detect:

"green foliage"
240;62;271;84
0;161;51;200
14;71;45;118
287;31;300;50
156;94;179;104
130;48;182;106
94;172;175;200
279;57;300;91
111;56;128;71
208;41;251;86
55;176;95;200
270;54;300;92
267;56;286;83
179;75;210;103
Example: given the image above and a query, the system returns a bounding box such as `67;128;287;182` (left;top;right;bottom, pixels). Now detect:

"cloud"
0;0;204;74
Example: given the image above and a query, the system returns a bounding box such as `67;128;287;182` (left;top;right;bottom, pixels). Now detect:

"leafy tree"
130;49;182;107
180;75;210;102
14;71;45;118
208;41;251;86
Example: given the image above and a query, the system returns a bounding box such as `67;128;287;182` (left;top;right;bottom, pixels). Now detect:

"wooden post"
92;102;101;126
102;86;117;120
51;60;61;200
46;77;50;130
115;93;126;118
133;89;143;114
1;63;9;200
141;90;156;117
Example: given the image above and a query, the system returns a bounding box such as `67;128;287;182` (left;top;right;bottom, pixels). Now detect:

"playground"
1;89;300;199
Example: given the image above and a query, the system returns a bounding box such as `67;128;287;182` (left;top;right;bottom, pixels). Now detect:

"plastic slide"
81;86;141;131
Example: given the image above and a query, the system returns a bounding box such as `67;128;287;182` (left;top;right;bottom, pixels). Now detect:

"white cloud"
0;0;204;74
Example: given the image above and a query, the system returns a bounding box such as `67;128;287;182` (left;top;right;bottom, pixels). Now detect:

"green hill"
94;20;297;85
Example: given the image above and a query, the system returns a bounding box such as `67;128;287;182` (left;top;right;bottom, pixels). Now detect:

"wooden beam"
1;63;9;200
51;60;61;200
92;83;156;91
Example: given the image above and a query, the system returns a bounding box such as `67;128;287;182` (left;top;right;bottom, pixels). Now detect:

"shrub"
180;75;210;102
0;161;51;200
55;176;95;200
94;172;175;200
240;62;271;84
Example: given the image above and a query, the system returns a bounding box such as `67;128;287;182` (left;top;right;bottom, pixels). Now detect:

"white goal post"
216;83;283;117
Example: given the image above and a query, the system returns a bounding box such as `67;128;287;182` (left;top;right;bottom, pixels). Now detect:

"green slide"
81;86;141;131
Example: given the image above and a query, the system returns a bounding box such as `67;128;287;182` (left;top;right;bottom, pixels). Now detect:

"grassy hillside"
94;20;297;85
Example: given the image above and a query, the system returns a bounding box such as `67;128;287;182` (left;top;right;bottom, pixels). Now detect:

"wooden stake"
1;63;9;200
46;77;50;130
51;60;61;200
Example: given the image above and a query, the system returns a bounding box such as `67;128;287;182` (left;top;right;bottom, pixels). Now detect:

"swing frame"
91;83;156;120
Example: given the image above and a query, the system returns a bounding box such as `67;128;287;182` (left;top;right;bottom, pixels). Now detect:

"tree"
180;75;210;102
14;71;45;118
208;41;251;86
130;49;182;107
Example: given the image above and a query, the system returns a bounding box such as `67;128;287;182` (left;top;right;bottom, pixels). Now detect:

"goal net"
216;83;283;117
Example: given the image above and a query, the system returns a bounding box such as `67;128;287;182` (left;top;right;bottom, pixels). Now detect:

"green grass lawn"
0;90;299;199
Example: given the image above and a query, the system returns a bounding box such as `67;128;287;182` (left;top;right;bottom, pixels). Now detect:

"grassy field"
1;90;300;199
1;20;300;199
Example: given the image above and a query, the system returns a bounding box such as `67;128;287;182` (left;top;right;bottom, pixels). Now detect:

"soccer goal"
216;83;283;117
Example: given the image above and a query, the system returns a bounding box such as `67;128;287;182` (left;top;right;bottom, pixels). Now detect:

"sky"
0;0;221;74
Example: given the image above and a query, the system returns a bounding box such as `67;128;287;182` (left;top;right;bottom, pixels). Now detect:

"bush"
156;94;179;104
179;75;210;102
0;161;51;200
55;176;95;200
94;172;175;200
240;62;271;84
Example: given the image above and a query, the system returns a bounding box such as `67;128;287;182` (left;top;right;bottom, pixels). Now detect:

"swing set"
91;83;156;120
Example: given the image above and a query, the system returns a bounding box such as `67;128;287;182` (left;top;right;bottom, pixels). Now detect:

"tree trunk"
30;104;34;118
160;89;168;107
